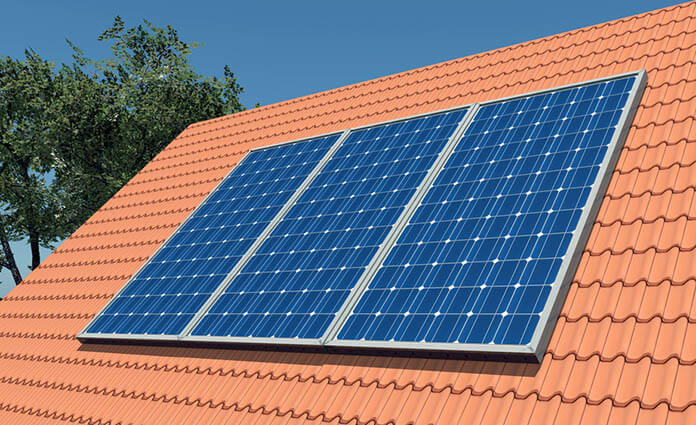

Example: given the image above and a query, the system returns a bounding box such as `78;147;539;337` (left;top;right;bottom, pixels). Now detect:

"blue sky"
0;0;676;296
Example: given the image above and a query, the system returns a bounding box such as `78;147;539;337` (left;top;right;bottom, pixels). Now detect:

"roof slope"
3;2;696;424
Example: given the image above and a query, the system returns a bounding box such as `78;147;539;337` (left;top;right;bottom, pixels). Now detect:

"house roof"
3;2;696;424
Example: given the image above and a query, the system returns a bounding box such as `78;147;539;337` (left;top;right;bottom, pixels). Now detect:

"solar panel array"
85;133;341;336
334;75;635;347
81;72;643;357
190;109;468;340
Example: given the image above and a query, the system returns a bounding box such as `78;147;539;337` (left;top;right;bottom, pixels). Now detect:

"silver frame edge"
78;130;347;342
176;129;351;341
179;107;474;345
320;105;480;344
79;70;648;363
526;69;647;361
324;70;648;362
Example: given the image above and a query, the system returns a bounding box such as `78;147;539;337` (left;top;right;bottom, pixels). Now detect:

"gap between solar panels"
78;70;647;362
79;130;347;340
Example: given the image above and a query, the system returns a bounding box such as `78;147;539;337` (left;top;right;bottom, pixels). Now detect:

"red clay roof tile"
620;145;648;171
589;356;626;402
638;281;671;316
553;317;589;355
605;401;641;425
562;357;600;401
7;2;696;424
680;323;696;361
666;405;696;425
625;192;655;223
673;188;696;220
636;218;665;251
578;251;611;285
673;247;696;282
527;396;562;425
604;318;637;359
614;284;646;320
635;403;669;425
591;283;624;319
614;357;651;406
642;358;679;408
552;397;585;425
631;318;671;360
502;394;537;425
664;280;696;320
413;387;450;425
578;399;613;425
479;393;515;425
655;317;688;362
435;388;472;425
610;222;641;254
578;318;613;360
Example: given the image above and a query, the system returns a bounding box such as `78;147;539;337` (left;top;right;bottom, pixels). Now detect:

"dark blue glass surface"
86;134;340;336
192;109;469;339
337;76;636;345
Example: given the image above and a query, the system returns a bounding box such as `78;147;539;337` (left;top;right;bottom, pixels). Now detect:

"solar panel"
83;133;341;337
328;73;645;357
188;108;470;342
79;71;645;360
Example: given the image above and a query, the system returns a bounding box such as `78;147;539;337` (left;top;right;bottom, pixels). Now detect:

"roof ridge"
151;56;690;166
7;2;696;423
180;2;689;134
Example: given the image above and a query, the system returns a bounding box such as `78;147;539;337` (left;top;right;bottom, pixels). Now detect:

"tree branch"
0;231;22;285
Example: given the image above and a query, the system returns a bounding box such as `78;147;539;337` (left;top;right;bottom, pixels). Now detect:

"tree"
0;17;247;285
0;51;68;284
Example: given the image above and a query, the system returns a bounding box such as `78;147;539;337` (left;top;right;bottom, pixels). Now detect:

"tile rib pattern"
3;2;696;424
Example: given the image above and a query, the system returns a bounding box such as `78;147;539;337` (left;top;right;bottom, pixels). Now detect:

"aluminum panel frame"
77;130;347;343
79;70;646;363
182;106;474;346
325;70;647;362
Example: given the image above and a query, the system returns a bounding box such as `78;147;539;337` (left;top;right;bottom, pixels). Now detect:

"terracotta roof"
3;2;696;423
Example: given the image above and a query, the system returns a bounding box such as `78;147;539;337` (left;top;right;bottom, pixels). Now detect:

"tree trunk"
0;233;23;285
28;229;40;270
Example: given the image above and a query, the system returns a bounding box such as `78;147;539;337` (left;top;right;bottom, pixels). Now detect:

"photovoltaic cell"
190;108;469;340
335;76;637;346
85;133;340;336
